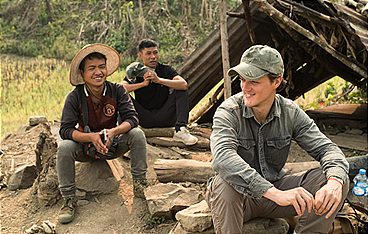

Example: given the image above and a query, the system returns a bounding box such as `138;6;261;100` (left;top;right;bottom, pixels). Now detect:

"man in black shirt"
122;39;198;145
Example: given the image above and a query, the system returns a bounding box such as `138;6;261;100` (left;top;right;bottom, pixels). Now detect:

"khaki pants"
205;168;349;234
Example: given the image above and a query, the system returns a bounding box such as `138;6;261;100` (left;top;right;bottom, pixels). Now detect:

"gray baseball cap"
125;62;150;83
228;45;284;80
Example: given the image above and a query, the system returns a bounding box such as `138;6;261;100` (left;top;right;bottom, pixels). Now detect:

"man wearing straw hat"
206;45;349;233
57;43;147;224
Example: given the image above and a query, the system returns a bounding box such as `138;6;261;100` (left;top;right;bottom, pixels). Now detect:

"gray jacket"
210;93;349;198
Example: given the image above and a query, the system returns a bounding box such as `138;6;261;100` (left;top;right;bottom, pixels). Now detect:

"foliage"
1;1;366;139
144;215;166;229
0;0;241;138
0;0;241;66
295;77;367;110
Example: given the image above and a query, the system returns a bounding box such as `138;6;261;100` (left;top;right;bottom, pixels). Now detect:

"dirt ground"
0;122;366;234
0;124;176;234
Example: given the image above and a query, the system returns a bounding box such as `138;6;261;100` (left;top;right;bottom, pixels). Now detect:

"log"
154;155;367;183
191;127;212;139
140;127;175;138
154;159;212;183
147;137;210;150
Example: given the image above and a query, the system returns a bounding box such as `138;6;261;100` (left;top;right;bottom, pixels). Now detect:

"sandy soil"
0;124;175;234
0;123;366;234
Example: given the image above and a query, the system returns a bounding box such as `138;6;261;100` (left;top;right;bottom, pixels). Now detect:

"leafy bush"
295;77;367;110
0;0;241;66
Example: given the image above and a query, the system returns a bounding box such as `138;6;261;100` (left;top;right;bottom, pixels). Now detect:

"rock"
170;218;288;234
75;160;119;196
172;200;289;234
34;156;59;206
77;199;90;206
170;222;214;234
145;183;203;218
25;220;56;234
175;200;212;232
7;164;38;190
242;218;289;234
31;130;60;206
345;128;364;135
29;116;48;126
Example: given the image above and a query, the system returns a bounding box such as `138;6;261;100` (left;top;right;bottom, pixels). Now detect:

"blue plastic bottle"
352;168;367;197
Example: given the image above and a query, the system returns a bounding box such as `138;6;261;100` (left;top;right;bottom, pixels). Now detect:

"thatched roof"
179;0;368;123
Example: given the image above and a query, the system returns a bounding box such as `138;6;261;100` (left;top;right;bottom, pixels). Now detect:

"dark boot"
133;179;147;199
58;197;77;224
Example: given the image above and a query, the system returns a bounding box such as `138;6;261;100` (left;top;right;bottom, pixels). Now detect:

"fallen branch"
147;137;210;150
140;127;175;138
154;159;212;183
154;155;367;183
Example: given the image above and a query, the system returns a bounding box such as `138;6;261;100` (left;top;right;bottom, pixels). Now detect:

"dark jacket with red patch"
59;81;138;140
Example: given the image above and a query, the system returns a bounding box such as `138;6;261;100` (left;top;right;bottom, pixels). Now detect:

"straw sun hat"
69;43;120;86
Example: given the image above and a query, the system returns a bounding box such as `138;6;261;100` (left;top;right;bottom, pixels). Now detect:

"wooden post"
242;0;256;44
219;0;231;99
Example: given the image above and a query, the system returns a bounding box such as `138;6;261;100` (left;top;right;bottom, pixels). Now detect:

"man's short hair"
138;39;159;52
79;52;106;71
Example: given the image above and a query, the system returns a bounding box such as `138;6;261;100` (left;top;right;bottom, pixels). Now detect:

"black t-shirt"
125;62;179;110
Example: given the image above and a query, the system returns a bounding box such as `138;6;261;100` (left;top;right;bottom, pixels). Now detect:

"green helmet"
125;62;150;83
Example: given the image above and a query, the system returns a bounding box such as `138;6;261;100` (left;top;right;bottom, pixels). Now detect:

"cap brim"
228;63;268;80
69;44;120;86
125;62;150;83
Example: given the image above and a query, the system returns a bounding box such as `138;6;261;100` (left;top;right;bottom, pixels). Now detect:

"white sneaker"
173;126;198;145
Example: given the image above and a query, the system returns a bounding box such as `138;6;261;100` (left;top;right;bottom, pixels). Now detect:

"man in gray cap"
206;45;349;233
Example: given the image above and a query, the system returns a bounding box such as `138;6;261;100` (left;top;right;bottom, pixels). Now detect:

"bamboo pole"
219;0;231;99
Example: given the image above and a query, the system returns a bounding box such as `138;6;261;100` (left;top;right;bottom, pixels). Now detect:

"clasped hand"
90;129;116;154
266;180;343;219
143;70;160;83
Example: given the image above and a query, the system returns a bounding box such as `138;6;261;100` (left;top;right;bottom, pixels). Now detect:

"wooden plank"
106;159;124;181
326;133;368;152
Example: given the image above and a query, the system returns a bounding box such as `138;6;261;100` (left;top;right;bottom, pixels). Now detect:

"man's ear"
274;76;282;88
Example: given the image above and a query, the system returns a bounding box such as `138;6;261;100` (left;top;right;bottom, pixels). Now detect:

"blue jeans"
56;128;147;198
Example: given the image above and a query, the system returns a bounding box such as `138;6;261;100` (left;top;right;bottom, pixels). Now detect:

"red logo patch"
103;104;115;117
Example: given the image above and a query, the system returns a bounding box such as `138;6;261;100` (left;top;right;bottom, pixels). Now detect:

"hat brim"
69;44;120;86
228;63;268;80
